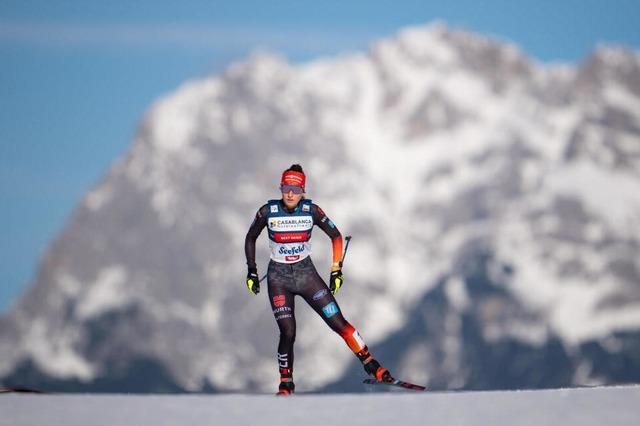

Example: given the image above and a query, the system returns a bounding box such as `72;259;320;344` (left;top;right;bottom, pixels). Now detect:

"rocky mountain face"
1;23;640;393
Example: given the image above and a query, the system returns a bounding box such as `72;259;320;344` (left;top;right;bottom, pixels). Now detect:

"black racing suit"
245;201;370;382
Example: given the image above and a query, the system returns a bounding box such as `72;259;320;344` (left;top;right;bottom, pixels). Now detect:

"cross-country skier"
244;164;392;395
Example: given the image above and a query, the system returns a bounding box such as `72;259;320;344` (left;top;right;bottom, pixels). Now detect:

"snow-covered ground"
3;385;639;426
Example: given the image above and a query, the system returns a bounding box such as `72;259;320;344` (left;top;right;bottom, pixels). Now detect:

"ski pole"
340;235;352;267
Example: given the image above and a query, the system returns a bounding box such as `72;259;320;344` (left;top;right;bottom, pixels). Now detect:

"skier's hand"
246;268;260;295
329;269;344;295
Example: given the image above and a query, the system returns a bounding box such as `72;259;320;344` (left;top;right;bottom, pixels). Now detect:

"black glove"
246;267;260;295
329;269;344;295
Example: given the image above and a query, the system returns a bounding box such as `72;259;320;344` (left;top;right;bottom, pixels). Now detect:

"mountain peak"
226;50;291;79
369;21;531;94
576;44;640;96
590;44;640;67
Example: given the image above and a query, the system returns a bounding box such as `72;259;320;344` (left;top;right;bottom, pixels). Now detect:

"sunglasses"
280;185;304;194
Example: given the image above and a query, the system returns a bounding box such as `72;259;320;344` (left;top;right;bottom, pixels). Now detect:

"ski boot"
363;358;393;383
357;347;392;383
276;367;295;396
276;381;295;396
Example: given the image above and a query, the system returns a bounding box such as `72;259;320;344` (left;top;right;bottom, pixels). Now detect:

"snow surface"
2;385;639;426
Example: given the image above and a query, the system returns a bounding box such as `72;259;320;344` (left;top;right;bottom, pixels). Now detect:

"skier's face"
282;189;304;209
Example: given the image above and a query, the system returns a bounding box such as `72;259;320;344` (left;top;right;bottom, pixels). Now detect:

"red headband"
281;170;306;191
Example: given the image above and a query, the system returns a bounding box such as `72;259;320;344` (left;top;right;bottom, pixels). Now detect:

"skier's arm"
245;204;269;269
312;204;343;271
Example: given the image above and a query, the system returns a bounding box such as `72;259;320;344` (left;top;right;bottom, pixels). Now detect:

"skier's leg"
267;262;296;394
296;258;391;381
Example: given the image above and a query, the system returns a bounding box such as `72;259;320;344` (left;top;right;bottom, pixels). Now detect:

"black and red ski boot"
277;381;295;396
357;347;392;382
363;358;392;382
276;368;295;396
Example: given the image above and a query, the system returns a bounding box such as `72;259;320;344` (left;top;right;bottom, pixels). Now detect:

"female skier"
244;164;391;395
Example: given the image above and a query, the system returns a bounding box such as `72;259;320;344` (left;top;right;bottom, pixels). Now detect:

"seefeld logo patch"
278;244;305;255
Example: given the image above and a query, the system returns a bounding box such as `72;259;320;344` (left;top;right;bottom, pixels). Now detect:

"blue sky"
1;0;639;312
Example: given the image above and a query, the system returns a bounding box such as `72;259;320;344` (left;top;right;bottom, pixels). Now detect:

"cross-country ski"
363;377;426;392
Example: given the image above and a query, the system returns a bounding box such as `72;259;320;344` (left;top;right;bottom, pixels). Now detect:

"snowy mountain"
1;22;640;393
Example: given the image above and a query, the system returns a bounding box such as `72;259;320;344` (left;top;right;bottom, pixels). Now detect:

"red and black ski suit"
245;199;370;381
